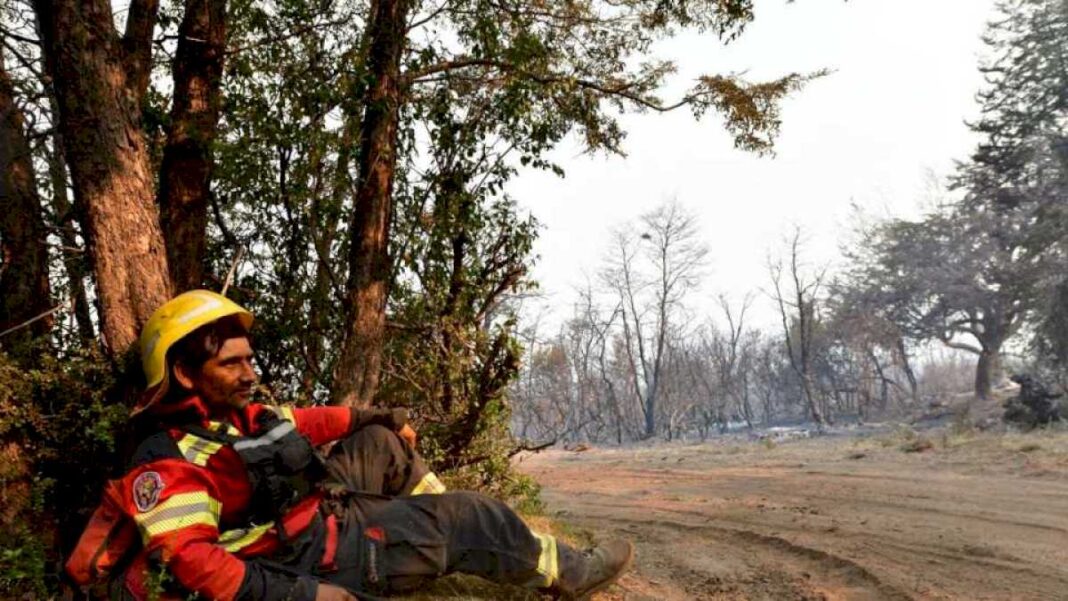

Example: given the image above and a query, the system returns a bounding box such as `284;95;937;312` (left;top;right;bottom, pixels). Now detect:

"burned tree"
770;228;826;426
603;201;707;438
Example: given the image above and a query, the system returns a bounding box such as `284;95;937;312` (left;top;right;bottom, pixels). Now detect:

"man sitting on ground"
66;290;633;601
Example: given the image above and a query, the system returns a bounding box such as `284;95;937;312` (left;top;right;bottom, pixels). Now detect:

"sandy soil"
518;427;1068;601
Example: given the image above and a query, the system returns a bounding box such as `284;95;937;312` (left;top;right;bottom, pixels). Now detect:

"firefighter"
66;290;633;601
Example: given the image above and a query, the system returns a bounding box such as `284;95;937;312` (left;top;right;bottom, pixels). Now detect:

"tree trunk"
596;341;624;444
0;55;52;346
974;315;1005;401
975;346;1001;400
618;306;648;436
46;128;95;341
34;0;172;357
895;337;919;402
158;0;227;292
644;379;657;438
868;349;889;412
331;0;411;407
739;372;754;429
801;374;823;425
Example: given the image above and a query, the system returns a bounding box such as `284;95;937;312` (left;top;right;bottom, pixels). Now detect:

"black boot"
553;539;635;600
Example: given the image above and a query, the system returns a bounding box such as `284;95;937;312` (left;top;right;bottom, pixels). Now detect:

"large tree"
158;0;229;292
28;0;234;350
0;49;52;348
32;0;172;356
841;0;1068;400
847;203;1039;400
769;228;827;425
961;0;1068;367
602;201;708;438
329;0;816;406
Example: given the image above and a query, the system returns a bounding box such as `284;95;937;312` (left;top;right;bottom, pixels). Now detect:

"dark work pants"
322;423;433;496
318;426;546;595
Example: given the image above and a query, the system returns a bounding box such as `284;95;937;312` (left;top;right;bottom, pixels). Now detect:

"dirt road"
519;429;1068;600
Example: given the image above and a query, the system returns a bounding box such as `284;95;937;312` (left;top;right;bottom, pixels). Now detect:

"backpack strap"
177;411;323;528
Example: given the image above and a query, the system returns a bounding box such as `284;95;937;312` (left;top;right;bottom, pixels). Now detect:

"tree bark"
158;0;228;292
122;0;162;99
34;0;172;356
974;343;1001;400
974;312;1006;400
868;349;889;413
331;0;411;407
739;371;754;429
0;55;52;346
895;337;918;402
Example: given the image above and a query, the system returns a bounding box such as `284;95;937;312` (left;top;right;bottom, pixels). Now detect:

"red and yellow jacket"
70;397;397;601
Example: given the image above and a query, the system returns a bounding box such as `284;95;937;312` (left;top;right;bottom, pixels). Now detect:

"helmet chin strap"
131;373;169;416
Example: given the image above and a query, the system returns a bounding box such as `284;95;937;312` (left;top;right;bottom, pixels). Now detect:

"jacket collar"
150;394;255;434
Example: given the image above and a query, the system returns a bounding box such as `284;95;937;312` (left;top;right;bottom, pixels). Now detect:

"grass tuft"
900;437;935;453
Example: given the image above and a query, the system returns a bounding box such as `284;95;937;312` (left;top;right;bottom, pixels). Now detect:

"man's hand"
398;423;417;448
315;583;358;601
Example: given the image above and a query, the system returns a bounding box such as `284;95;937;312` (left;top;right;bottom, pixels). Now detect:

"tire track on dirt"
648;499;1068;597
671;518;913;601
557;485;1068;599
557;494;913;601
530;451;1068;600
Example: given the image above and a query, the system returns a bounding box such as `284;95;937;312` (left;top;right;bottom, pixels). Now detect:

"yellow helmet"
138;290;253;403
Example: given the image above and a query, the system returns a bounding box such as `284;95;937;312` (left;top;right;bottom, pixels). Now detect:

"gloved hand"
387;407;417;447
398;423;417;447
351;407;416;445
386;407;409;430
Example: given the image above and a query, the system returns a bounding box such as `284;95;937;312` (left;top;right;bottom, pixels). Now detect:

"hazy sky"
511;0;1000;331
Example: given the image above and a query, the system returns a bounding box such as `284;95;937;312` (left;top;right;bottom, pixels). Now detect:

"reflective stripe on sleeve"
218;522;275;553
532;531;559;587
410;472;447;495
134;492;221;543
176;434;224;466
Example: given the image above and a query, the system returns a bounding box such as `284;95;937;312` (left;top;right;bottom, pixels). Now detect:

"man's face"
179;336;258;410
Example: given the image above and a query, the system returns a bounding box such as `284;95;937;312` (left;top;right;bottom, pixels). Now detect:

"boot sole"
569;542;636;601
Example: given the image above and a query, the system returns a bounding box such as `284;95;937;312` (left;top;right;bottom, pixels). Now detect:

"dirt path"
519;431;1068;600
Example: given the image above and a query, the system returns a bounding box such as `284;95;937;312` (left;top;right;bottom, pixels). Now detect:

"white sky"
510;0;999;332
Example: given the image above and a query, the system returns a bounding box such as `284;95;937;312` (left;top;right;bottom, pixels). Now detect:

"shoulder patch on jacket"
132;471;164;512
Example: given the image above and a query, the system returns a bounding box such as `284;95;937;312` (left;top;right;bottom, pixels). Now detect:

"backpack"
65;480;139;588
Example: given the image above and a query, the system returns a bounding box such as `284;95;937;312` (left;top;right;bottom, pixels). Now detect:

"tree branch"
122;0;160;99
507;439;556;457
0;24;40;46
225;18;350;56
404;58;676;109
936;332;982;355
0;298;72;339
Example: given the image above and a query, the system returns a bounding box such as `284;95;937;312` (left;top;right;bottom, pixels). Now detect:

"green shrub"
0;345;125;596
